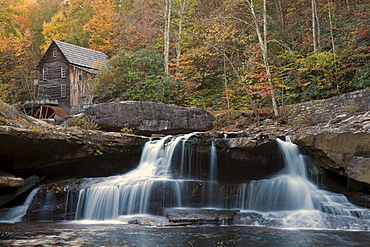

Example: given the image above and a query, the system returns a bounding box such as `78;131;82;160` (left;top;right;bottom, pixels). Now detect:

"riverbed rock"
164;208;239;225
87;101;215;135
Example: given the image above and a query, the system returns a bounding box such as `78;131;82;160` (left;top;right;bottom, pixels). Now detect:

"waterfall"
3;134;370;230
75;134;197;220
207;140;218;205
242;138;370;220
0;188;39;223
245;138;316;211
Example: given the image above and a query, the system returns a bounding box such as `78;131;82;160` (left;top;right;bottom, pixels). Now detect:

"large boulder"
0;99;19;120
87;101;215;135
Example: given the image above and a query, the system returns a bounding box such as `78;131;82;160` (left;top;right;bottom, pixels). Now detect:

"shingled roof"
52;40;108;71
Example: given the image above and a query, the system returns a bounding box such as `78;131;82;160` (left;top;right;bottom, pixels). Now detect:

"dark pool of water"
1;222;370;246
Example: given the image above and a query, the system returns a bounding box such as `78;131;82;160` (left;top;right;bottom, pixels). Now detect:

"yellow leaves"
298;67;309;72
13;0;37;31
42;11;68;50
83;0;119;56
0;83;13;102
0;29;37;103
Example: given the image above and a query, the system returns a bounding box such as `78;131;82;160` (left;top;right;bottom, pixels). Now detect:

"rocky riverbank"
1;98;370;208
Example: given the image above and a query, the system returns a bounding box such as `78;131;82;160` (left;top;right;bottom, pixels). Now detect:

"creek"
1;134;370;245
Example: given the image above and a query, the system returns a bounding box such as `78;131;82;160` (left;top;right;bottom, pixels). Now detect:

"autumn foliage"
0;0;369;116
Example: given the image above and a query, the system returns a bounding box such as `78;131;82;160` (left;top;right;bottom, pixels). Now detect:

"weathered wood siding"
38;43;70;112
69;67;93;114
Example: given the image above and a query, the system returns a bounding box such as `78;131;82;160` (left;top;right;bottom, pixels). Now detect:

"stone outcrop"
293;111;370;175
0;176;24;188
2;95;370;208
346;157;370;185
287;88;370;125
0;175;41;207
294;131;370;175
0;125;148;182
291;111;370;207
87;101;215;135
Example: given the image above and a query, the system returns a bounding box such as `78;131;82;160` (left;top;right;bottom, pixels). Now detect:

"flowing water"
1;134;370;245
1;222;370;246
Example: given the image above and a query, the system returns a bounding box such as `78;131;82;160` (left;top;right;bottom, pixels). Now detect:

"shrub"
69;116;100;130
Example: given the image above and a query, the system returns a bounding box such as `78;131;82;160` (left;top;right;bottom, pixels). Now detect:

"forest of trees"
0;0;369;117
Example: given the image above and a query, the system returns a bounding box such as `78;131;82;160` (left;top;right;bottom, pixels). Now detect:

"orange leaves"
13;0;37;32
84;0;119;56
117;1;161;52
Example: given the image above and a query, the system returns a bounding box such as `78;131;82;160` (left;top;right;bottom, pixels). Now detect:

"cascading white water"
245;138;370;219
0;188;39;223
3;134;370;230
209;141;217;182
75;134;197;220
232;138;370;229
245;138;316;211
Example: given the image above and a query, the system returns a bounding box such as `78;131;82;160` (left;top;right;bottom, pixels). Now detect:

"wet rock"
164;208;239;225
227;137;257;149
0;177;24;188
119;215;175;227
88;101;215;135
232;212;264;225
0;175;41;207
345;157;370;185
180;133;283;182
25;179;82;221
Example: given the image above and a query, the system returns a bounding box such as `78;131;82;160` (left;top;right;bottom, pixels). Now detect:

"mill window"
79;74;83;81
61;84;66;97
43;67;48;80
53;49;57;57
61;66;66;78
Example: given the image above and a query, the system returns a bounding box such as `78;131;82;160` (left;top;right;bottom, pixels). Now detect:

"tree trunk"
345;0;350;11
176;0;186;73
328;0;339;93
311;0;317;52
276;0;284;28
164;0;172;76
314;0;321;49
248;0;279;117
223;52;230;120
328;0;335;53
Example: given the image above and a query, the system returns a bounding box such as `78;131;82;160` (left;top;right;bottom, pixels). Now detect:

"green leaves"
90;47;168;103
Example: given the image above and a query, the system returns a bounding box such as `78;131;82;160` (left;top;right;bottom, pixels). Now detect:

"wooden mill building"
37;40;108;114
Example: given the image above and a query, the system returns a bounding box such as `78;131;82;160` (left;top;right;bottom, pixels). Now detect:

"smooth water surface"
1;222;370;246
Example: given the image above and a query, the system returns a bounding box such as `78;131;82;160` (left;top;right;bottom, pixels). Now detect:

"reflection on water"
1;222;370;247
